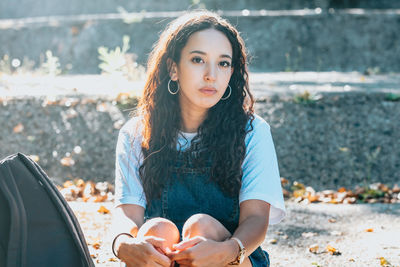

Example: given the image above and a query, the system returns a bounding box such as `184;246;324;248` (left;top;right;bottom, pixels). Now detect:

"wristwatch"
228;237;246;265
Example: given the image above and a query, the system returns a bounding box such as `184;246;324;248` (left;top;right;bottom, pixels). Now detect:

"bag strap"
18;153;95;267
0;155;28;267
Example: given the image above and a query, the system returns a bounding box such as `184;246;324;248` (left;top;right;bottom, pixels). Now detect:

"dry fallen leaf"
329;198;339;204
96;102;108;112
28;155;40;162
92;242;101;250
282;189;291;198
343;197;357;204
280;177;289;186
60;187;78;201
76;178;85;188
308;195;319;203
326;245;341;255
98;205;110;214
13;123;24;133
328;218;337;223
392;184;400;194
309;244;319;254
302;232;318;238
330;231;343;236
94;194;108;203
268;239;277;244
83;181;99;198
63;180;74;188
293;189;306;198
379;257;391;266
60;157;75;167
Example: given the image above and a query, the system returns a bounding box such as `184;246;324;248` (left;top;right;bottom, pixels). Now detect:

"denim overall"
145;151;270;266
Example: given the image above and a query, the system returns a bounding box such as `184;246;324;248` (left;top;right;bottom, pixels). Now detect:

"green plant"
115;92;139;112
0;55;41;75
117;7;145;24
190;0;206;8
385;93;400;102
98;35;145;80
364;146;381;186
364;67;380;76
293;90;320;104
284;53;292;72
98;35;130;74
15;57;36;74
0;54;12;74
39;50;61;76
284;46;303;72
358;187;385;202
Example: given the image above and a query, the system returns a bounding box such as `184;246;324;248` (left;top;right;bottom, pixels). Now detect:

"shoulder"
116;116;144;153
245;113;271;144
120;116;143;136
118;116;144;144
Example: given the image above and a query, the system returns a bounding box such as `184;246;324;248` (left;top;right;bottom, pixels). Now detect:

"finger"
173;236;205;250
145;236;168;254
167;248;192;261
175;259;192;265
146;243;172;267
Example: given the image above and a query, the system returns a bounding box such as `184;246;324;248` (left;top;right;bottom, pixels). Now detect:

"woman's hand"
168;236;237;267
116;234;172;267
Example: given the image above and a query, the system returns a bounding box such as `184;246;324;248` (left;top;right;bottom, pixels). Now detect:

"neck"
180;105;208;133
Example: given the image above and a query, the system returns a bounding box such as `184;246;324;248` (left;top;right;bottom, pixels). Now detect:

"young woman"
112;10;286;267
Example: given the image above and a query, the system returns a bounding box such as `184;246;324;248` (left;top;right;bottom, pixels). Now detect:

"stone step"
1;72;399;99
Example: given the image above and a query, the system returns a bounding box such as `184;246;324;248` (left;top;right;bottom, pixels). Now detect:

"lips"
199;87;217;95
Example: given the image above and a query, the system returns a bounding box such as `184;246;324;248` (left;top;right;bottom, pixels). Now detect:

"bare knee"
137;217;180;249
182;213;231;241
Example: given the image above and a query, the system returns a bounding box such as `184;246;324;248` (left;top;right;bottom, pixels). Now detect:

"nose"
204;63;216;82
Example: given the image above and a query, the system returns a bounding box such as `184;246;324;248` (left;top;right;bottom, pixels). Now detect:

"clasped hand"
168;236;231;267
120;235;231;267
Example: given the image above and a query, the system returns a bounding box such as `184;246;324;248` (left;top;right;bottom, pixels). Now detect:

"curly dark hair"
137;10;255;205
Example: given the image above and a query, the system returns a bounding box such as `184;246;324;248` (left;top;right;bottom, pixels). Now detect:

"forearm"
214;214;269;265
231;214;269;255
110;204;144;238
111;210;139;238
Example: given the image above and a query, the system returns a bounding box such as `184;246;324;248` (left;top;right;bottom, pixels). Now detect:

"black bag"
0;153;94;267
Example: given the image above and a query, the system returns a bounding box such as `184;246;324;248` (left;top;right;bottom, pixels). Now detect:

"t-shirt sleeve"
114;119;147;208
240;115;286;225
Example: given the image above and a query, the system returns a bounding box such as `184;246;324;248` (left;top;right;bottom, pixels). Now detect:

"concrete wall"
2;0;400;19
1;12;399;73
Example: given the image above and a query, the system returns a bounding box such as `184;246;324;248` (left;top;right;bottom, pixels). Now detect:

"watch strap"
228;237;246;265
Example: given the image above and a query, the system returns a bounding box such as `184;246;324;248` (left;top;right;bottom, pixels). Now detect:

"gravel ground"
1;73;400;190
68;201;400;267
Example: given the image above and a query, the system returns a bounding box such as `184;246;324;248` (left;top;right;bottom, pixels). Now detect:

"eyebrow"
189;50;232;60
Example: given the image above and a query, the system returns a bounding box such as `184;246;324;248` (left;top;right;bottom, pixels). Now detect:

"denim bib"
144;151;270;266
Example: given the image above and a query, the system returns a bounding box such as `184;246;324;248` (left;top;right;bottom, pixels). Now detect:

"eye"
191;57;204;64
219;61;231;68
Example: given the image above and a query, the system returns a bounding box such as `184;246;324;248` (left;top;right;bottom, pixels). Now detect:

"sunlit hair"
136;10;255;205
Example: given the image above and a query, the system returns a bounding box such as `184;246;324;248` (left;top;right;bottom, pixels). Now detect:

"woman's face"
170;28;233;113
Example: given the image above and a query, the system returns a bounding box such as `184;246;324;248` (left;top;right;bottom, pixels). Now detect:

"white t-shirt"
114;114;286;225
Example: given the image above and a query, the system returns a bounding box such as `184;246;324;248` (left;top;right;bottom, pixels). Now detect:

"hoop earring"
221;85;232;100
168;79;180;95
